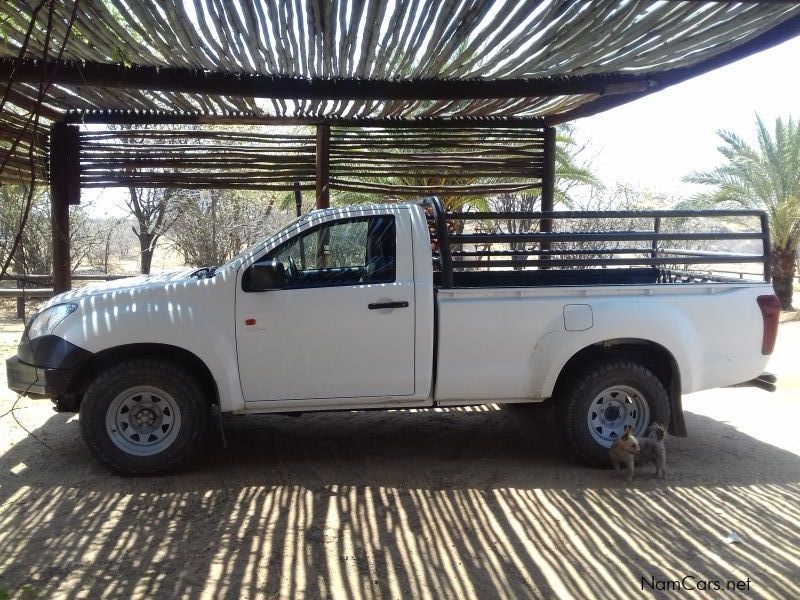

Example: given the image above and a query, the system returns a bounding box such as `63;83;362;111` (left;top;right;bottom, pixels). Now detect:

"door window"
260;216;395;288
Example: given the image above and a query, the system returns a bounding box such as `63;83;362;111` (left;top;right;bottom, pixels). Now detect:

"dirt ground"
0;317;798;600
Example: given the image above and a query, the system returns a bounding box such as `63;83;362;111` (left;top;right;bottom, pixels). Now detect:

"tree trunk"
104;230;112;275
139;232;155;275
13;245;25;319
771;245;796;310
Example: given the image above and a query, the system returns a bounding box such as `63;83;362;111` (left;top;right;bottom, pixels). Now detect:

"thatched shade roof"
1;0;799;123
2;1;800;189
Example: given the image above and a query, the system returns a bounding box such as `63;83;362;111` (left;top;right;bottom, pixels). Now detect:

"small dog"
609;425;640;481
637;423;668;480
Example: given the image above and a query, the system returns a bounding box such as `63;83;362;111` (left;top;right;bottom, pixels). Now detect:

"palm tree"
684;115;800;309
330;124;595;210
553;124;597;205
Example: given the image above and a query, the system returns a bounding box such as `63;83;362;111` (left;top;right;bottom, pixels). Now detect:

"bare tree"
77;214;134;274
98;217;125;274
68;203;104;273
0;184;101;275
171;188;287;268
106;124;187;274
125;186;182;274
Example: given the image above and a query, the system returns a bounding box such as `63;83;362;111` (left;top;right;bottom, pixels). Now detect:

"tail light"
757;295;780;355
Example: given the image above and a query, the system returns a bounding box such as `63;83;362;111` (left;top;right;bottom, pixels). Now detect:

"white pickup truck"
7;197;780;474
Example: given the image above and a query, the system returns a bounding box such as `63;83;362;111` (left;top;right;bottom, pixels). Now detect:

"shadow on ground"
1;405;799;599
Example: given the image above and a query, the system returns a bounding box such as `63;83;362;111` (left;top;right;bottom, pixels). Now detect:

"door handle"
368;301;409;310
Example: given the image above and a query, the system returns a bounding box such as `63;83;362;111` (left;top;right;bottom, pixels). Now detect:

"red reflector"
757;295;780;355
245;318;256;326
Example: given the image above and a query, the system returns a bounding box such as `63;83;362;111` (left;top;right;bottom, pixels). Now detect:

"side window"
271;224;319;271
328;220;369;268
263;216;395;288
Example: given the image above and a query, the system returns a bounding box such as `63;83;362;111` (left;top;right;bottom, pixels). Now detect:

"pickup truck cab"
7;198;780;474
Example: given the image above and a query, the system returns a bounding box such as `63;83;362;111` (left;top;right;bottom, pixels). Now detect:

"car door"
236;209;416;402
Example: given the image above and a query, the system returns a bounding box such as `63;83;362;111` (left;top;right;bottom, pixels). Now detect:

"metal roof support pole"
315;124;330;209
50;122;80;293
539;126;556;268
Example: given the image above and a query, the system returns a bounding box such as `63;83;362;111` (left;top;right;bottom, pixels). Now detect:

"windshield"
215;215;305;274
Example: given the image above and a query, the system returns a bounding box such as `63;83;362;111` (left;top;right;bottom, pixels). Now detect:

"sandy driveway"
0;318;798;599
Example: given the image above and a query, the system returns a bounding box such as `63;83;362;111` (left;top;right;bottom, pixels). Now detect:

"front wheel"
80;358;208;475
559;359;670;467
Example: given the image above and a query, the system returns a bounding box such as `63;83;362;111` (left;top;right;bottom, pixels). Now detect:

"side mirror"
245;259;286;291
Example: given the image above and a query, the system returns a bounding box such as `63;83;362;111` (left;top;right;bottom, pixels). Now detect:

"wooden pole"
51;182;70;293
539;126;556;266
50;122;81;293
66;110;546;129
293;180;303;216
315;124;330;209
0;57;655;101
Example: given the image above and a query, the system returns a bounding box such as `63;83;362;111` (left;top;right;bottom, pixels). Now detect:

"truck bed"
432;279;773;403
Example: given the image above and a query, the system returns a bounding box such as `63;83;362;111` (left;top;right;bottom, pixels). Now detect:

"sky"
85;33;800;216
576;35;800;196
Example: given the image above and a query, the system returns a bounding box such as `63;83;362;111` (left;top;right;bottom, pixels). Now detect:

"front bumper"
6;334;93;399
6;356;74;398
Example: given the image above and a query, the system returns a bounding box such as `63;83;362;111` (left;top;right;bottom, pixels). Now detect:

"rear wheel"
559;359;670;467
80;358;208;475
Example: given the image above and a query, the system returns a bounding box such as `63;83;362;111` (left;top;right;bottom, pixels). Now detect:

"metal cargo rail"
420;197;771;288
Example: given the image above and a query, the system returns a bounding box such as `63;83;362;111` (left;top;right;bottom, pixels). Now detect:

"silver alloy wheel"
105;386;182;456
587;384;650;448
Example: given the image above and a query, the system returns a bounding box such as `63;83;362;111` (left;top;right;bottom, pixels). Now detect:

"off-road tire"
79;358;208;475
559;359;670;467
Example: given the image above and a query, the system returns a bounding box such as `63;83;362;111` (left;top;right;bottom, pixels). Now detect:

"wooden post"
293;180;303;216
293;181;308;269
50;122;81;293
315;124;330;210
539;126;556;265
